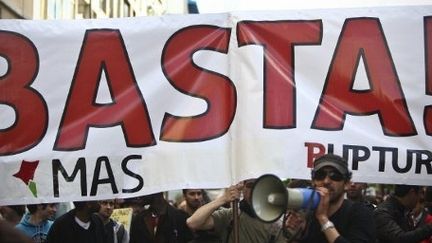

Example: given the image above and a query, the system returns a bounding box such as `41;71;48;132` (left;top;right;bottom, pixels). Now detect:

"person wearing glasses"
284;153;376;243
97;200;129;243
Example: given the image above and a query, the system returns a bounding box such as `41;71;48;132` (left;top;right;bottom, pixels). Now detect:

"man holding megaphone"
186;179;285;243
283;154;376;243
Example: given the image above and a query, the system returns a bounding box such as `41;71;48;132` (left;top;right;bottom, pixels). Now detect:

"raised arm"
186;183;242;230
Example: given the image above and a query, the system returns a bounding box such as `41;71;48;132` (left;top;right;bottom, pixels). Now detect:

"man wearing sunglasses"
285;153;376;243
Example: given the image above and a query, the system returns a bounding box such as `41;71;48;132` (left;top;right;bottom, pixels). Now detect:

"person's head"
182;189;204;210
73;200;100;214
0;205;26;225
26;203;57;220
347;182;367;201
121;197;146;216
140;192;165;206
394;184;422;210
311;154;352;203
98;200;115;221
0;220;33;243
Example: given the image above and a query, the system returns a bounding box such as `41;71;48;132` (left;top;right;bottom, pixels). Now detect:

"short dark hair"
26;204;37;214
8;205;26;217
73;201;86;210
394;184;420;197
26;204;49;214
182;189;203;195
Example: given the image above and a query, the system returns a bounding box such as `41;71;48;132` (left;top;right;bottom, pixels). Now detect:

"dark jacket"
299;200;376;243
374;195;432;243
129;204;193;243
46;209;107;243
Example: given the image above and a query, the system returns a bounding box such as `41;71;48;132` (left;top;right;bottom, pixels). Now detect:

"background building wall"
0;0;188;19
0;0;34;19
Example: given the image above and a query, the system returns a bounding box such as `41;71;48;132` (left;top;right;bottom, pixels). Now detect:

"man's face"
407;189;422;210
40;204;57;220
347;182;366;201
312;166;349;203
184;189;203;210
98;200;115;219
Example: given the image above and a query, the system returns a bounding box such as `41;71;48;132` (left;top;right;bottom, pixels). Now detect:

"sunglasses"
313;170;345;181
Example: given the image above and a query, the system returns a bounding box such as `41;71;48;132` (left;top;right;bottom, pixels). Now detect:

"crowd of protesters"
1;154;432;243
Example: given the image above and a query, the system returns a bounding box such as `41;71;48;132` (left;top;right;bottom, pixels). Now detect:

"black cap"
313;154;349;176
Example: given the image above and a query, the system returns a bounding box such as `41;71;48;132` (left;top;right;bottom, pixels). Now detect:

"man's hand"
187;182;244;231
219;182;243;204
284;210;306;234
314;187;330;224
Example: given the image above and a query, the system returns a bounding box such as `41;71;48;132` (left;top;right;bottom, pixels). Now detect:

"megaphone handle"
232;199;240;243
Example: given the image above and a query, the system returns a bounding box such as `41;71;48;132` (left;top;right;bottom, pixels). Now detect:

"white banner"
1;5;432;205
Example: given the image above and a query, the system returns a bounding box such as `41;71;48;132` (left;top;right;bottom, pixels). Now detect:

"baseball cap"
313;154;350;176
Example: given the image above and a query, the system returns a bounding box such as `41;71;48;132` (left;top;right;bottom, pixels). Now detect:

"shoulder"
374;198;401;217
48;211;75;237
43;219;54;229
168;204;189;219
112;220;124;232
15;222;26;230
177;200;187;210
212;207;232;218
52;210;75;226
337;200;374;221
351;200;375;212
91;213;104;225
211;208;232;219
350;201;375;223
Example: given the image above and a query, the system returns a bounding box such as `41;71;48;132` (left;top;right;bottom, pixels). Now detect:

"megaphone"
251;174;320;223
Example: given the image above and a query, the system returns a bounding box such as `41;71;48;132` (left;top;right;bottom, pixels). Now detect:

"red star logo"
13;160;40;184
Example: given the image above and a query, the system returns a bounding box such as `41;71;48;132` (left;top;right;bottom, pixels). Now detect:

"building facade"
0;0;189;19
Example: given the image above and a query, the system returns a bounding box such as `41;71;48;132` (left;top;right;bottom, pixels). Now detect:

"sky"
195;0;432;13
